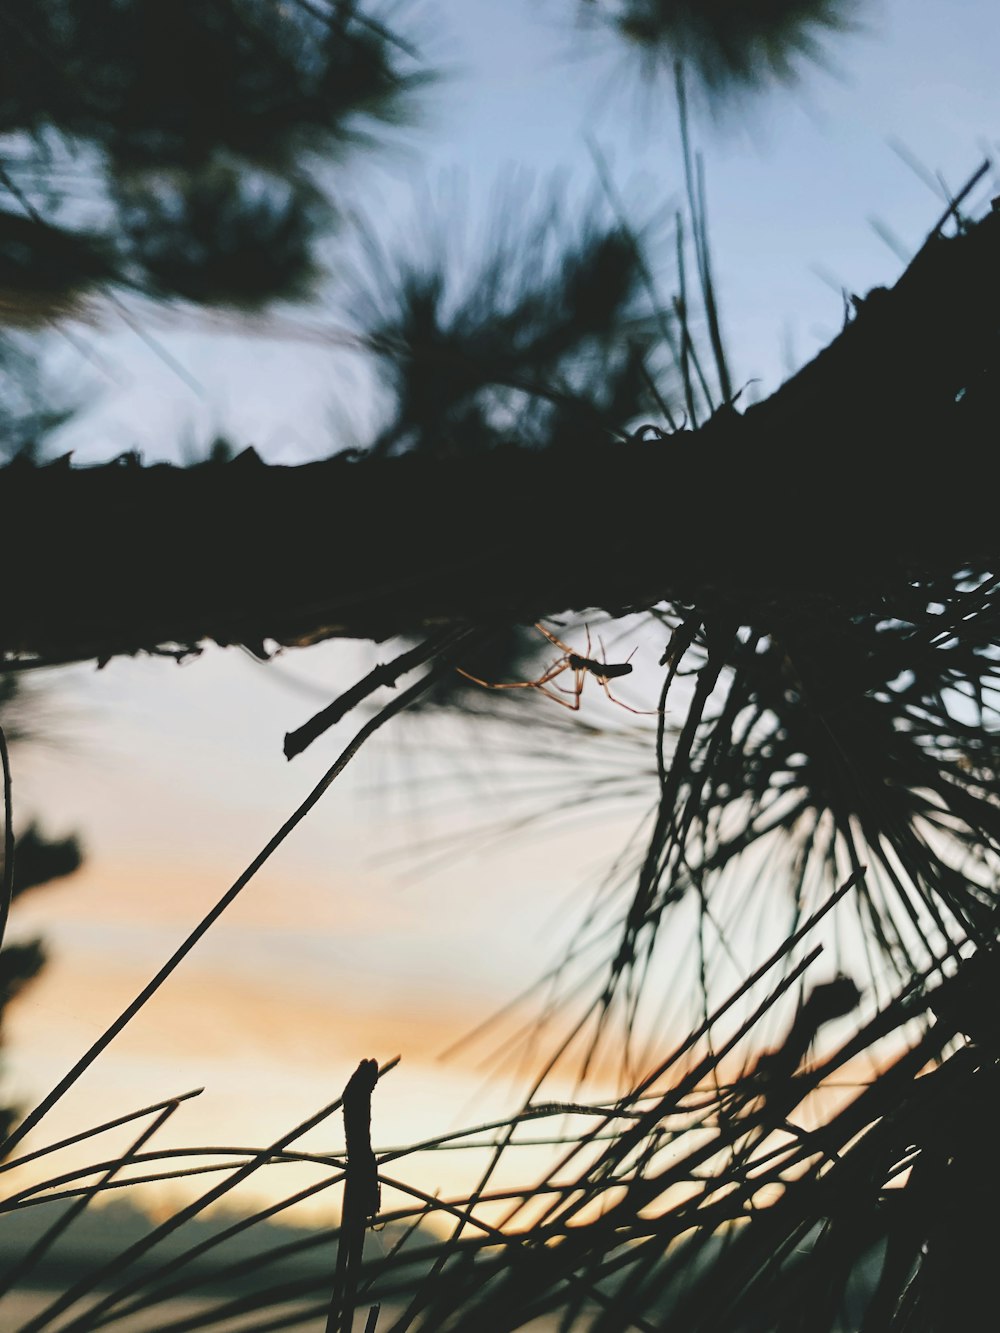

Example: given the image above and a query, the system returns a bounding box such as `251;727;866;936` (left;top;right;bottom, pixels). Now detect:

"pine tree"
2;4;996;1329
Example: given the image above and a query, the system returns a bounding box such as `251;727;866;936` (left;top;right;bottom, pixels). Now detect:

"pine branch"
2;206;998;671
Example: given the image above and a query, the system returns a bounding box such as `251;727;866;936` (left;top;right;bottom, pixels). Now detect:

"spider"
458;622;651;713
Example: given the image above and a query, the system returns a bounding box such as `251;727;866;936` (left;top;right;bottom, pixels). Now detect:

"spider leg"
598;675;662;716
534;657;573;689
535;679;582;710
541;622;601;704
535;622;576;658
457;656;571;692
456;669;539;692
552;662;587;705
573;662;587;707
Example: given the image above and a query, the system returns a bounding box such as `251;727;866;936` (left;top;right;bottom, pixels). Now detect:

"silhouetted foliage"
0;210;117;326
0;810;84;1164
116;166;328;308
10;822;82;900
1;4;999;1330
0;0;426;312
0;0;415;169
579;0;861;96
358;191;662;459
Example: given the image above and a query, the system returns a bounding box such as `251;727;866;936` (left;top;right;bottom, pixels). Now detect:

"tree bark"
3;206;998;671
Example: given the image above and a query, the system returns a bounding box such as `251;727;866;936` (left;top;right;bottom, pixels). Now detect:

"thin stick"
585;133;681;432
921;158;990;248
328;1059;385;1333
0;1090;204;1178
0;1143;342;1212
284;627;469;759
676;64;733;407
1;1093;194;1302
89;1172;350;1322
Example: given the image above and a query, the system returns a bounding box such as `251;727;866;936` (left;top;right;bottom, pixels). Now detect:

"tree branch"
3;206;998;671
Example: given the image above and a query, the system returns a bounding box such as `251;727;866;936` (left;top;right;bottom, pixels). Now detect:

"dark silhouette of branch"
1;203;998;671
328;1057;390;1333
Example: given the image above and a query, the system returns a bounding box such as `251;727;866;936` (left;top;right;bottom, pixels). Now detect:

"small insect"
458;622;651;714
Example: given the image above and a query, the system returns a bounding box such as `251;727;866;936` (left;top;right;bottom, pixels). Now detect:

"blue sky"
47;0;1000;464
7;0;1000;1220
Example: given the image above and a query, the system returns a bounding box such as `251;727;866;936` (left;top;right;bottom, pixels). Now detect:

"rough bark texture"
3;206;998;671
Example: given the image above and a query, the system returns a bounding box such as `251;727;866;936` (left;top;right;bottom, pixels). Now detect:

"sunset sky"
4;0;999;1228
6;643;665;1220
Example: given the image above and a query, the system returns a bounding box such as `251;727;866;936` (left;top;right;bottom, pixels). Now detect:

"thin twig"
0;1089;204;1178
0;1092;196;1301
284;627;470;759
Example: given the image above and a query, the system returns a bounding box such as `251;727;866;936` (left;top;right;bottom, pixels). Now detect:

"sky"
47;0;1000;463
3;0;1000;1232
